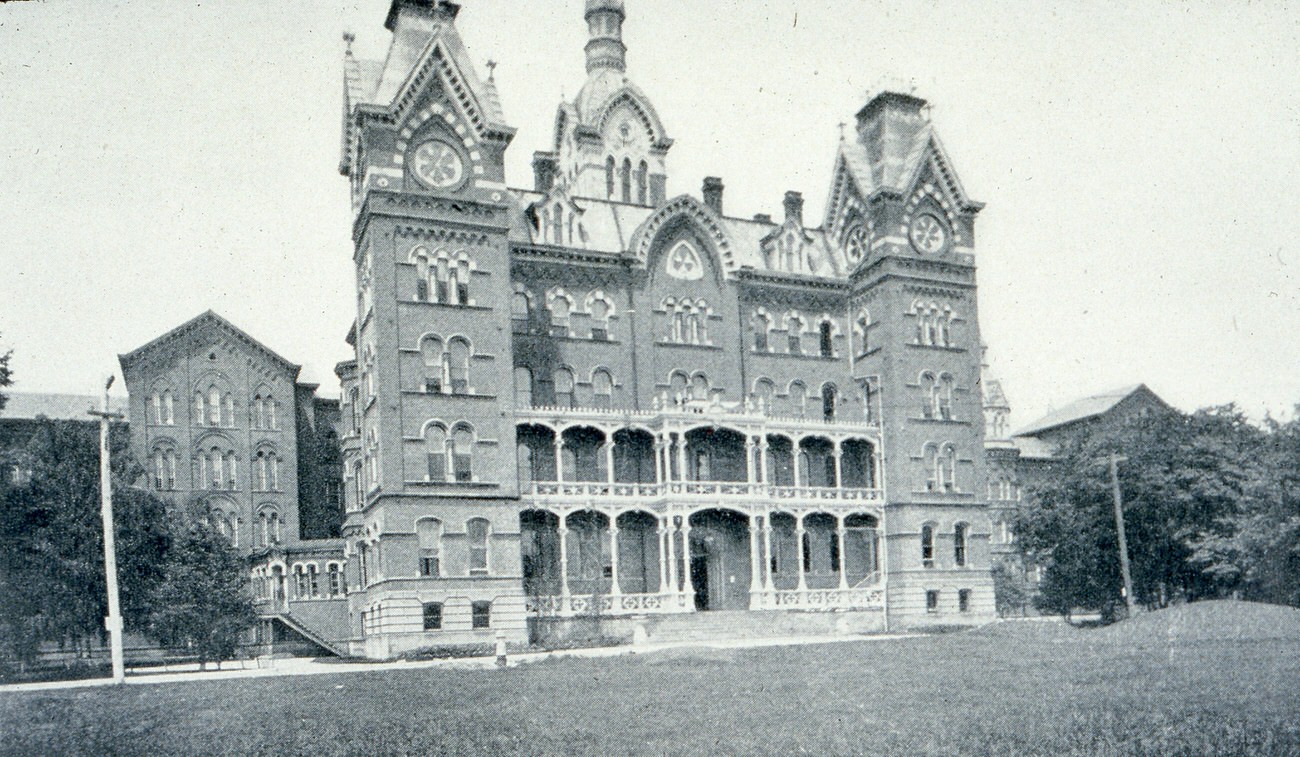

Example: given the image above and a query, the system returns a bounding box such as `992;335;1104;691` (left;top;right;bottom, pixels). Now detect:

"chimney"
702;177;724;216
385;0;459;31
753;213;773;224
783;191;804;226
532;152;558;193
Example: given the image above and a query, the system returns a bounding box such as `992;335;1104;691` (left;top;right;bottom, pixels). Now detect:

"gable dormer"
526;186;590;249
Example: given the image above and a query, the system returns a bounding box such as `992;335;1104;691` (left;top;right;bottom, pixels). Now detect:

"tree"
146;505;257;669
991;561;1029;618
1014;406;1268;619
0;419;169;662
1191;408;1300;607
0;334;11;411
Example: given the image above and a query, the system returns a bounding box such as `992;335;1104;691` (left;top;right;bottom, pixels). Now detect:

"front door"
691;553;709;610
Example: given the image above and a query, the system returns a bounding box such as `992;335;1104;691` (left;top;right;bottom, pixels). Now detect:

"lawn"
2;601;1298;756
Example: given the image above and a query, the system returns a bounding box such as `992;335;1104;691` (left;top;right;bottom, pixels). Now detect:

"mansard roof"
509;190;849;282
118;310;301;379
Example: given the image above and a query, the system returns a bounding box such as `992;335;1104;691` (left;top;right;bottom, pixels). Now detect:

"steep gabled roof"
1014;384;1162;438
118;311;301;379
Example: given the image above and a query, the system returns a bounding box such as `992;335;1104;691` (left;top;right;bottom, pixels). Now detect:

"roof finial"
838;121;847;141
342;31;355;54
486;59;498;82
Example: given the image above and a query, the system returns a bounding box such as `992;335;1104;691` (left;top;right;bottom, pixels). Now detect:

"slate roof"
1014;385;1147;438
1;392;127;422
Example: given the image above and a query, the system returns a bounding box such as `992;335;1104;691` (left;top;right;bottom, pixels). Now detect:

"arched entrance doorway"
688;509;751;611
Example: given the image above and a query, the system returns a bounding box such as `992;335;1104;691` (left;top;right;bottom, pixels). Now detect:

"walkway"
0;631;920;695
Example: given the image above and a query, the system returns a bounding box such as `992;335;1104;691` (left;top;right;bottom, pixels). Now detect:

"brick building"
117;0;1002;657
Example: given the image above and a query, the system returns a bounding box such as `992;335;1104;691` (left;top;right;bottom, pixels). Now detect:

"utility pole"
1108;451;1137;617
89;376;126;684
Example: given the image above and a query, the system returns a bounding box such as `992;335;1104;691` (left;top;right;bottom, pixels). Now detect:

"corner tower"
539;0;672;205
337;0;526;657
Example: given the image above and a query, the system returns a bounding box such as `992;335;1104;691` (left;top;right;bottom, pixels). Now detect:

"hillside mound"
1095;600;1300;645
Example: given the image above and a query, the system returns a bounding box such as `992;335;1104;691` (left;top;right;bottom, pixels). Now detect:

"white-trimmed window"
751;310;771;352
255;449;280;491
421;335;445;393
547;288;573;337
938;373;955;420
554;368;575;408
921;523;935;568
425;423;448;482
954;522;969;567
788;380;807;417
467;517;490;576
786;313;804;355
593;369;614;410
586;291;615;341
152;447;178;491
451;423;475;483
417;518;442;577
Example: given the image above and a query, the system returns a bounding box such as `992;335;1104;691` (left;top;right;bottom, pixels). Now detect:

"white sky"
1;0;1296;428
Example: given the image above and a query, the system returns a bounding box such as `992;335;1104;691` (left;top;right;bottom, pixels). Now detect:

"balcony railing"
517;398;880;432
522;480;884;504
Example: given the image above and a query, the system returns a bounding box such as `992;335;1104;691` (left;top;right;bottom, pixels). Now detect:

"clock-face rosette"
845;223;870;264
411;138;465;190
908;213;948;254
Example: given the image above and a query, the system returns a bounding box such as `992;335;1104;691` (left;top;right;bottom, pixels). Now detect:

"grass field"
2;601;1298;756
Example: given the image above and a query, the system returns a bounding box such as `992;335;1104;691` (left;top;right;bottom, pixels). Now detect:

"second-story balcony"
523;480;884;505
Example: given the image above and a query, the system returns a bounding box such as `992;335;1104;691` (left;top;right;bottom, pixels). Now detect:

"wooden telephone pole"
1108;452;1137;617
89;376;126;683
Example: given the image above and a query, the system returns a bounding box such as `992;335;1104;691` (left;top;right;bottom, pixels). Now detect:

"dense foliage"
0;418;255;669
1014;405;1300;617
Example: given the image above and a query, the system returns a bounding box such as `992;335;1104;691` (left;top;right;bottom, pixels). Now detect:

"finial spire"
584;0;627;74
342;31;355;54
486;59;498;82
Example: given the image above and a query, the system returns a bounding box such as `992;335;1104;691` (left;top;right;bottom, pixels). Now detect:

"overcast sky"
1;0;1296;428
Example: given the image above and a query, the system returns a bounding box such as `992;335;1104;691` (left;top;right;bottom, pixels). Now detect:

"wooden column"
795;514;808;592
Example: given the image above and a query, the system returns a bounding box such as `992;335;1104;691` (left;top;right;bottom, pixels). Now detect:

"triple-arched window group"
195;386;234;428
411;247;473;306
196;441;239;491
606;156;649;204
424;421;475;483
662;297;710;345
912;300;956;347
750;378;838;420
750;309;837;358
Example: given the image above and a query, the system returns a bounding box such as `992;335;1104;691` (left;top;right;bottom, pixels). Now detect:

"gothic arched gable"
592;88;670;150
629;195;736;275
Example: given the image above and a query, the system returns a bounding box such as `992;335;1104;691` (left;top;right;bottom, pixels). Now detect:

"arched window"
637;160;648;204
467;517;490;575
753;378;776;412
939;373;955;420
620;157;632;203
690;374;710;402
455;259;471;304
788;381;807;417
269;511;281;544
425;424;448;482
417;518;442;577
921;523;935;567
514;366;534;408
821;383;837;421
923;443;939;491
208;387;222;426
152;448;178;491
854;309;871;357
605;156;615;198
920;372;937;419
787;315;803;355
150;391;162;425
434;257;451;303
924;303;939;346
348;387;360;433
413;250;431;301
422;335;445;393
819;321;834;358
549;291;572;337
954;522;969;567
511;291;530;334
255;449;279;491
451;424;474;483
593;370;614;410
941;444;958;492
668;371;689;404
554;368;575;408
588;295;612;341
938;306;954;347
447;337;470;394
752;311;770;352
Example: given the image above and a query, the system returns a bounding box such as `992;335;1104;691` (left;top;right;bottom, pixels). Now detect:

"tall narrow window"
417;519;442;577
620;158;632;203
593;370;613;410
958;589;971;612
926;589;940;613
921;524;935;567
636;160;648;204
471;600;491;629
426;425;448;482
787;317;803;355
788;381;807;417
467;518;490;575
151;393;162;424
447;338;470;394
423;602;443;630
921;373;937;419
552;204;564;245
423;336;445;393
752;312;769;352
821;384;837;422
589;298;611;341
456;260;471;305
514;366;534;407
819;321;834;358
208;387;221;426
511;292;530;334
954;522;969;567
451;425;474;482
854;309;870;357
554;368;575;408
434;258;450;303
605;156;615;198
939;374;954;420
550;295;571;337
942;444;957;492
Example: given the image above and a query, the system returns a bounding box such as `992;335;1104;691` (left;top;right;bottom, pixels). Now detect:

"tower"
825;90;995;619
337;0;527;655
